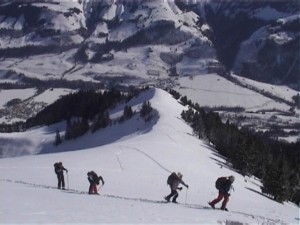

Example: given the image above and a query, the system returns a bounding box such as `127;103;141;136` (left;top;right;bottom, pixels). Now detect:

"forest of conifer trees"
169;90;300;205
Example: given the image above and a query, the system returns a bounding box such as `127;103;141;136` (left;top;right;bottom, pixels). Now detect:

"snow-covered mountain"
0;0;298;85
0;2;299;223
176;0;299;86
0;88;299;224
0;1;299;140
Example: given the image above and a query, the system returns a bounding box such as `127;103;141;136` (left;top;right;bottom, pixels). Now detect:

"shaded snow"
252;6;291;21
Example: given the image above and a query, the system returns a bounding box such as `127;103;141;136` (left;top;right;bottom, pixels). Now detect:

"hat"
229;175;235;182
177;172;183;179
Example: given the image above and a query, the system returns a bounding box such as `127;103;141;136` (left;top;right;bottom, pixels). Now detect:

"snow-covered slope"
202;0;299;86
0;88;299;224
0;0;298;87
0;1;298;141
233;14;299;87
173;73;300;142
0;0;215;81
0;73;299;142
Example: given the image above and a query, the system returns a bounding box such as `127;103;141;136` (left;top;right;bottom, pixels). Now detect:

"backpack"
215;177;227;190
54;162;59;174
87;171;99;185
167;172;177;185
95;175;100;185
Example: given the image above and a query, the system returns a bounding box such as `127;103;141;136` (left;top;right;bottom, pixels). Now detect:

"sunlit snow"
0;88;298;224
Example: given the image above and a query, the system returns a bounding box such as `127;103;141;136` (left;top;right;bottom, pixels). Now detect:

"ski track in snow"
0;88;298;224
117;145;172;173
0;178;285;224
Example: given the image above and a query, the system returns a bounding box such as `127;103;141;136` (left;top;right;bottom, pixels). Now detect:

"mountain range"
0;0;299;86
0;0;299;141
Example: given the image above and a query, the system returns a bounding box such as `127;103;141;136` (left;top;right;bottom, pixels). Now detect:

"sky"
0;88;299;225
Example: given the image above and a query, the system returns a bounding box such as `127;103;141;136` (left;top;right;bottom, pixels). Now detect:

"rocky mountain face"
0;0;299;89
176;0;299;89
202;0;300;89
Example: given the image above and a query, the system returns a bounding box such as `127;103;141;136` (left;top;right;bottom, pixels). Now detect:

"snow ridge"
0;88;298;224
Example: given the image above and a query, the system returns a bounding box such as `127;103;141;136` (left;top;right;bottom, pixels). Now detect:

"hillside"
0;0;299;143
174;73;300;142
0;88;299;224
0;0;298;87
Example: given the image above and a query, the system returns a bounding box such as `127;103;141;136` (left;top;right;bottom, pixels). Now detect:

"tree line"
169;90;300;205
26;88;124;127
0;86;151;134
25;87;153;146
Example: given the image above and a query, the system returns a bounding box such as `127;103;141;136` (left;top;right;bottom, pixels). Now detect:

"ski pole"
185;188;188;204
97;184;103;192
66;172;69;190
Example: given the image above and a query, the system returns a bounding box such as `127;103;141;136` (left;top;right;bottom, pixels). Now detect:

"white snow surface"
0;88;37;109
33;88;74;105
175;74;294;111
0;88;299;225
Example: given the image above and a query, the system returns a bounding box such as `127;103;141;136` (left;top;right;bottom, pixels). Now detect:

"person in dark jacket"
54;162;68;189
164;172;188;203
87;171;105;194
209;175;235;211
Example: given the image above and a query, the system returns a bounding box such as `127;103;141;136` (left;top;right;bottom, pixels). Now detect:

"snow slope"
0;88;298;224
0;88;36;109
175;73;294;111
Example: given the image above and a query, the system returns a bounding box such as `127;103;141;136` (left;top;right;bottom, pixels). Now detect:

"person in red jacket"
87;171;105;194
209;175;235;211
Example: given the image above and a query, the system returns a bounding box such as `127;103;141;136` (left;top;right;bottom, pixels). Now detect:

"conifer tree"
91;111;110;133
121;105;133;122
178;93;299;204
262;157;291;202
65;120;72;140
140;101;153;121
54;129;62;146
